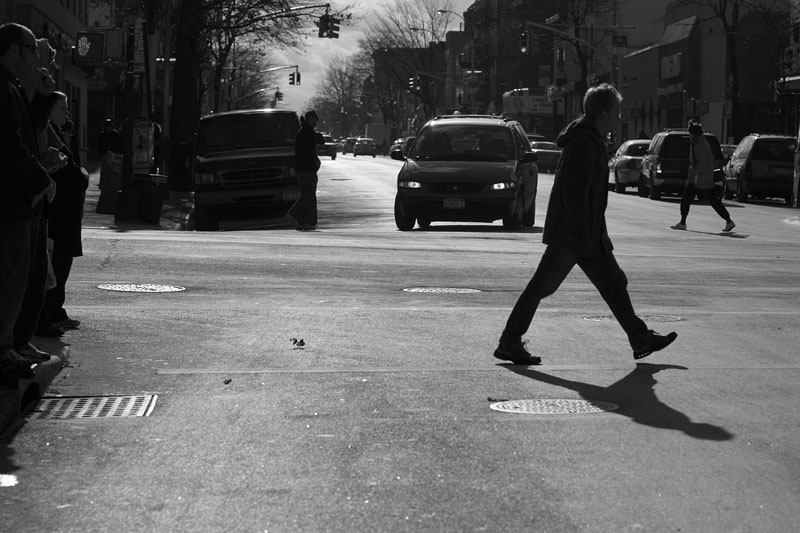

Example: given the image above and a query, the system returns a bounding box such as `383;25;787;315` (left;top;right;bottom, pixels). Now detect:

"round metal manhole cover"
403;287;482;294
584;314;682;323
489;399;619;415
97;283;186;293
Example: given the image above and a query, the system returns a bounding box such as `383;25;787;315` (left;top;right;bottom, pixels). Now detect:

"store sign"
661;53;682;79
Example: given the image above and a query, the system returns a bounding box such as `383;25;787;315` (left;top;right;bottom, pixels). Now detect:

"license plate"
444;198;465;209
771;166;792;177
283;190;300;201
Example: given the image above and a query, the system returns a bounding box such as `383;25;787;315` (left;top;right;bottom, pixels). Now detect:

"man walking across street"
495;83;677;365
288;110;321;231
671;121;735;232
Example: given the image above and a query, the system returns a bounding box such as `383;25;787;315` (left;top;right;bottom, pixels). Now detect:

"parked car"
526;133;548;144
390;136;415;156
609;139;650;193
392;114;538;231
353;137;376;157
529;141;561;173
723;134;796;204
721;143;737;161
190;109;301;231
341;137;357;154
639;129;725;200
318;134;337;160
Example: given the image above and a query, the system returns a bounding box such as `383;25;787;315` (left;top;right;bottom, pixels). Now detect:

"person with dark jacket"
671;121;735;232
288;110;321;230
0;23;57;378
39;91;88;332
494;83;677;365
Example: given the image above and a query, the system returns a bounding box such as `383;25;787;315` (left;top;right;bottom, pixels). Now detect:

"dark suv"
190;109;301;230
639;129;725;200
391;114;538;231
723;134;796;204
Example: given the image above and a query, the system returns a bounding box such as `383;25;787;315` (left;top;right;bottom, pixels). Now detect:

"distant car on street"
342;137;357;154
526;133;548;145
529;141;561;173
390;136;415;156
318;134;337;160
392;114;538;231
609;139;650;193
353;137;376;157
723;133;796;204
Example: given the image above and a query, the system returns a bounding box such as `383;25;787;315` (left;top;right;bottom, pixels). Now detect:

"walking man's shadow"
503;363;733;441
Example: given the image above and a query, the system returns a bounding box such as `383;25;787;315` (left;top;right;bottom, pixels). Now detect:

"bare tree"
309;53;370;137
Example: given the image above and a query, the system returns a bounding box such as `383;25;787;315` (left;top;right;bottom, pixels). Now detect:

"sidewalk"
0;164;192;435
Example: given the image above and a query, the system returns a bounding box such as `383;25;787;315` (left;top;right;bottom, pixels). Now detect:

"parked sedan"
353;137;376;157
723;134;796;204
609;139;650;193
529;141;561;173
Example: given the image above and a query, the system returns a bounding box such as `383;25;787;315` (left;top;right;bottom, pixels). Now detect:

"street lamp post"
436;9;464;31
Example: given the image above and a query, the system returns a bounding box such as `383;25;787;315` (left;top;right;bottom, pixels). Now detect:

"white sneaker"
671;223;686;230
723;221;735;232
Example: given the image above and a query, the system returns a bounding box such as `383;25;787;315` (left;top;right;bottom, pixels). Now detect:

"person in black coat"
39;91;87;331
494;83;678;365
287;110;321;230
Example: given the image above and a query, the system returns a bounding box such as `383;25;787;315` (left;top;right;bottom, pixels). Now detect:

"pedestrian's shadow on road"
681;229;748;239
501;363;734;441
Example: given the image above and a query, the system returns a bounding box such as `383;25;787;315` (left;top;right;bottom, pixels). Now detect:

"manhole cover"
28;395;158;419
403;287;482;294
584;314;682;323
489;399;618;414
97;283;185;293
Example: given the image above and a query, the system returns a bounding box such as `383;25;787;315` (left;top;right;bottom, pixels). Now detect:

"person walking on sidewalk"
494;83;677;366
671;121;735;232
287;110;321;231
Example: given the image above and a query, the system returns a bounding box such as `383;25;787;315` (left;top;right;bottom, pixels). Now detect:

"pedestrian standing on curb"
494;83;678;366
39;91;87;333
671;121;735;232
287;110;321;231
0;23;57;378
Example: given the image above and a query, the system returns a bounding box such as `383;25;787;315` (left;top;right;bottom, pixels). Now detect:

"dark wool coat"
542;115;613;257
0;64;51;221
48;123;88;256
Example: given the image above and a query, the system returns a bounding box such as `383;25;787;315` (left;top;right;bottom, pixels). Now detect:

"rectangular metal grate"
28;395;158;419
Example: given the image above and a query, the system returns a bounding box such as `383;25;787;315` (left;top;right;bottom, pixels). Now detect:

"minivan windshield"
410;124;516;161
198;112;300;153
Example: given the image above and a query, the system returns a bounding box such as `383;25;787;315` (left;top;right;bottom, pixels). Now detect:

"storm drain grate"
403;287;482;294
97;283;185;293
490;399;618;415
28;395;158;419
584;314;682;323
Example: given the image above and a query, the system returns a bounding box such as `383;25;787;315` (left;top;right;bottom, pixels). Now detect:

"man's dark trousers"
12;219;48;350
501;245;648;346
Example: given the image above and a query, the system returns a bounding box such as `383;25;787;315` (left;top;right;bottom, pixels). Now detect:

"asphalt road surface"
2;155;799;532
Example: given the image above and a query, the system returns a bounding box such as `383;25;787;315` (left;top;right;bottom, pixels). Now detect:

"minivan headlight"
194;172;218;185
399;180;422;189
492;182;518;190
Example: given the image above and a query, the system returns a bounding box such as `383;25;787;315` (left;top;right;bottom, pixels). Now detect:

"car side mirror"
522;152;537;163
390;149;406;161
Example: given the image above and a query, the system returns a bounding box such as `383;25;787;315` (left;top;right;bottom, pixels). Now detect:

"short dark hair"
583;83;622;118
688;122;703;136
0;22;28;56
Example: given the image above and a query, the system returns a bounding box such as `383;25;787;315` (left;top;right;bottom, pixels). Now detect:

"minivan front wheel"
394;197;416;231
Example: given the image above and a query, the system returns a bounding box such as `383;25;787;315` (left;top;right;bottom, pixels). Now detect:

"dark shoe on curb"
0;350;36;380
632;330;678;360
53;318;81;330
34;324;65;337
15;344;52;363
494;339;542;365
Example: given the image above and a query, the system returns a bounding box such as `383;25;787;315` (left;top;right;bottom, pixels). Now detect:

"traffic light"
328;16;340;39
289;72;296;85
519;27;529;54
318;14;330;38
74;31;105;62
294;72;301;85
408;76;415;91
